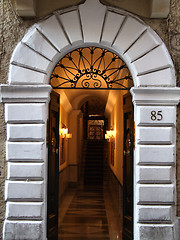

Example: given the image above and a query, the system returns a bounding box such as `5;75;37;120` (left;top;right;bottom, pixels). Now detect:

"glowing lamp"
60;128;72;139
105;129;115;142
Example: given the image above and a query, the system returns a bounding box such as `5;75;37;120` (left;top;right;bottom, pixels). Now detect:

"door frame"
123;92;134;239
47;91;60;239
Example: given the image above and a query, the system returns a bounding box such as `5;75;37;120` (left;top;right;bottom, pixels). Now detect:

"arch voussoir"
9;0;175;87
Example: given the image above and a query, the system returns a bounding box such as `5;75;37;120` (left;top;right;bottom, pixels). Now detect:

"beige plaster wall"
109;94;124;185
0;1;35;85
168;0;180;86
59;104;69;172
0;0;180;237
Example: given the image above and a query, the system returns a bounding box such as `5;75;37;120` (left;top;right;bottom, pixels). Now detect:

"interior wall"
105;92;125;223
77;115;83;179
68;112;78;166
58;98;84;198
68;110;83;184
108;92;124;185
59;101;69;201
58;96;84;198
59;104;69;171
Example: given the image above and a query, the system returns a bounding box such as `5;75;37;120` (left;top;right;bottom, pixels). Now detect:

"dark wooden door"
47;91;60;240
123;93;134;240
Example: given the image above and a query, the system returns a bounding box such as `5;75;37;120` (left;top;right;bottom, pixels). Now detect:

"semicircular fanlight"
50;47;133;90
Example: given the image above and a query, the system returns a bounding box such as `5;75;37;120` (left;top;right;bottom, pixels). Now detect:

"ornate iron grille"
50;47;133;90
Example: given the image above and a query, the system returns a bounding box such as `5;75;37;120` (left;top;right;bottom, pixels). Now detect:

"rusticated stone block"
3;220;43;240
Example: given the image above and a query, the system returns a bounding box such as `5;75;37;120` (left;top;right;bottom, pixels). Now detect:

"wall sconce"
105;128;115;142
60;128;72;139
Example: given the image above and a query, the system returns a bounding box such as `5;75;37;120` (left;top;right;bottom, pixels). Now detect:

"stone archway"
1;0;180;239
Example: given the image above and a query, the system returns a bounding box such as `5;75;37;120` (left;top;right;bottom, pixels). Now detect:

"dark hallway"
83;140;105;185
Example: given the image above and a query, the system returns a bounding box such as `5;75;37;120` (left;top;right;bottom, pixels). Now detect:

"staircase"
83;140;105;185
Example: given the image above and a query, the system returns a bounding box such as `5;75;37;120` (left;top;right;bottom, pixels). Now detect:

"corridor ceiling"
54;88;122;117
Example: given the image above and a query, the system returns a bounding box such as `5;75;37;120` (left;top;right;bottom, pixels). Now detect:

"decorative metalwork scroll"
51;47;132;90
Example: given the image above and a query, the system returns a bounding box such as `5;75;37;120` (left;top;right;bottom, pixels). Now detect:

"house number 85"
151;111;163;121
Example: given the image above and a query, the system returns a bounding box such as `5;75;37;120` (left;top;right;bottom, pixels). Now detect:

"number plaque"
151;111;163;121
136;106;176;125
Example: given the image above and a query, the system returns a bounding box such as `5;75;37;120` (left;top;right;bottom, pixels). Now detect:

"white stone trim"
8;1;175;87
0;85;52;103
131;86;179;239
7;162;44;180
137;223;175;240
3;220;44;240
1;85;51;240
0;0;180;239
131;87;180;105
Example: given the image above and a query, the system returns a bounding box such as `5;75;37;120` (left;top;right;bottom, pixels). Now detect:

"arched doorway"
47;46;134;239
1;0;180;239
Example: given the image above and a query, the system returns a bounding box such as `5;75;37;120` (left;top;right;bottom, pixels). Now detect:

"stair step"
81;140;106;185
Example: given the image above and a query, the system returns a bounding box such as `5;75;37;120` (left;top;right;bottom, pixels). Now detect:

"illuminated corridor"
47;46;133;239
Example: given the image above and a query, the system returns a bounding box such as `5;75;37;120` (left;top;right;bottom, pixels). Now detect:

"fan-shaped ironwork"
50;47;133;90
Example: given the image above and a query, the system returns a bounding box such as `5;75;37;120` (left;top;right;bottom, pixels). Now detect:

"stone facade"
0;0;180;239
169;0;180;217
0;2;35;237
0;105;5;240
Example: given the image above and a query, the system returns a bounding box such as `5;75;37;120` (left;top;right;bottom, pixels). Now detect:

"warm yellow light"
60;128;65;135
64;128;68;135
66;133;72;139
60;128;72;139
106;130;111;136
111;130;116;137
105;129;115;141
105;134;108;139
